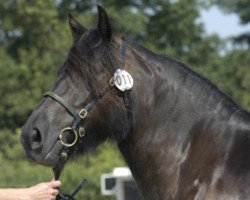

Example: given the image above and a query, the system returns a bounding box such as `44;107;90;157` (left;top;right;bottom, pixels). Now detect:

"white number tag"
113;69;133;91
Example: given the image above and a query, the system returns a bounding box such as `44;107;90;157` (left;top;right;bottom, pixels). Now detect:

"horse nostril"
30;128;42;151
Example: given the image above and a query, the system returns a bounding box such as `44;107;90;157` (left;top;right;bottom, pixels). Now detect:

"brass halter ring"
59;127;78;147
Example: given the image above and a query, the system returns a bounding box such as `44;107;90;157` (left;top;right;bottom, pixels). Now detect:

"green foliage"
0;0;71;128
0;0;249;199
204;49;250;109
0;128;24;160
214;0;250;24
213;0;250;46
0;47;58;128
0;159;52;188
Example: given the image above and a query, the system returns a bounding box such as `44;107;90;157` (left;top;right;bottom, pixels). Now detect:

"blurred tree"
0;0;70;128
202;0;250;109
143;0;221;66
109;0;221;66
207;49;250;109
214;0;250;24
214;0;250;46
0;47;58;128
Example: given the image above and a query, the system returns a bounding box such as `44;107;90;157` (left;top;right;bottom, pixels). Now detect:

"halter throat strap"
120;38;127;63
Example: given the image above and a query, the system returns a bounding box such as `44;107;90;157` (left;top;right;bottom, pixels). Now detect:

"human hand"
26;180;61;200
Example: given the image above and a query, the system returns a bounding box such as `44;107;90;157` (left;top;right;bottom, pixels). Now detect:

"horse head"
21;6;134;178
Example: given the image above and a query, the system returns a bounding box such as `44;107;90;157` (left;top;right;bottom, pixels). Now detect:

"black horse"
21;6;250;200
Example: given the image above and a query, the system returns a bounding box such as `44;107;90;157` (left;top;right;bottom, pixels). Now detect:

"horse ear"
97;5;112;41
68;14;87;40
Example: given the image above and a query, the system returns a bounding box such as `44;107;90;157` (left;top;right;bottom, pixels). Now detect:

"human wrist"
19;188;32;200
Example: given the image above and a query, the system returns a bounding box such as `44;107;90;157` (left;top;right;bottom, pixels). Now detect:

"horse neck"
117;40;250;199
117;42;195;198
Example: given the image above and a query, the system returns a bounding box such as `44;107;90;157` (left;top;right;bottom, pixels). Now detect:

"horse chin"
39;141;62;167
30;140;66;180
41;141;67;180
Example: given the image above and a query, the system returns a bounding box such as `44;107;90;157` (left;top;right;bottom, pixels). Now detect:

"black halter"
44;83;112;183
43;40;128;169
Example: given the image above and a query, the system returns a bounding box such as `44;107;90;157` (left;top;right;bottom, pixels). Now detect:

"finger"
51;189;59;196
50;196;56;200
50;180;61;188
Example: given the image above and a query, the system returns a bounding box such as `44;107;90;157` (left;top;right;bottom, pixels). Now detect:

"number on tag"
113;69;133;91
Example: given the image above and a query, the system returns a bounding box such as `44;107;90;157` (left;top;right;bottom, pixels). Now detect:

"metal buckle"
79;109;87;119
60;152;68;161
59;127;78;147
78;127;86;137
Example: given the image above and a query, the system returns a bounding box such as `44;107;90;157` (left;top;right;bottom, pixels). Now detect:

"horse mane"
123;36;240;113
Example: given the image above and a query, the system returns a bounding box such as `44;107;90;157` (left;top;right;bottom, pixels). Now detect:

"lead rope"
56;179;88;200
